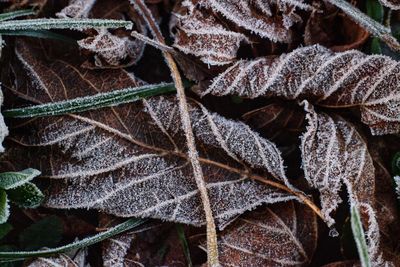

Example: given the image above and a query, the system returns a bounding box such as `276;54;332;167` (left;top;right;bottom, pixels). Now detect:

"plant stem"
130;1;220;266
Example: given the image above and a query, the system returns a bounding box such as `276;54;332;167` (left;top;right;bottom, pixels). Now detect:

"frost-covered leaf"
5;39;300;229
351;205;372;267
0;168;40;190
300;102;375;226
7;182;44;208
217;201;317;266
56;0;97;18
202;45;400;135
379;0;400;9
57;0;146;68
197;0;311;43
173;3;247;65
102;233;134;267
27;253;81;267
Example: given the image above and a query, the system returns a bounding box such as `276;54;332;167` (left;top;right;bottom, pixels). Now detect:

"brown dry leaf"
102;232;136;267
300;101;375;226
304;2;369;52
197;0;311;43
6;39;303;229
57;0;147;69
217;201;317;267
201;45;400;135
379;0;400;9
173;2;247;66
26;250;88;267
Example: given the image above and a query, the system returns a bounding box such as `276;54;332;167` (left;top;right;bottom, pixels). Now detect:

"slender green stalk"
0;218;146;261
0;9;36;22
176;225;193;267
0;18;132;31
351;205;372;267
3;83;176;118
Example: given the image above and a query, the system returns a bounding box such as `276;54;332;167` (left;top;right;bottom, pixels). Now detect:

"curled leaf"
102;233;134;267
300;101;375;226
197;0;311;43
173;4;247;65
202;45;400;135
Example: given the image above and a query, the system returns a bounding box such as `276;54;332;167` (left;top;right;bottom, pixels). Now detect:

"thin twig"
130;1;220;266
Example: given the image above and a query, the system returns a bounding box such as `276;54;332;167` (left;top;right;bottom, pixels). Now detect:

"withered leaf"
300;101;375;226
173;2;247;66
202;45;400;135
7;39;299;229
102;232;135;267
217;201;317;267
27;250;87;267
57;0;146;69
197;0;311;43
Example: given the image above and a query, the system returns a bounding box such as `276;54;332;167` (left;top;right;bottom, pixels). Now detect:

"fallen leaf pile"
0;0;400;266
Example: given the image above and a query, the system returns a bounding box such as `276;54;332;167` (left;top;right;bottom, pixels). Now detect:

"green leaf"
0;9;36;22
0;169;40;190
18;216;63;250
0;224;12;240
0;30;76;44
7;183;44;209
0;192;9;225
176;225;192;267
0;218;146;261
351;205;371;267
366;0;384;23
370;38;382;54
392;152;400;176
3;83;176;118
0;18;132;31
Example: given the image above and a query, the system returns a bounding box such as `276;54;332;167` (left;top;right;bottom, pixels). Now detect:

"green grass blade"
176;225;193;267
0;9;36;22
0;18;132;31
0;218;147;261
3;83;176;118
0;169;41;190
351;205;372;267
0;29;76;43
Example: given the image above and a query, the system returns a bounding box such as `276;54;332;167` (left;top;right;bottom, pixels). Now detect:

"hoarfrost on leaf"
102;233;134;267
300;101;375;226
379;0;400;9
202;45;400;135
56;0;97;18
173;6;247;66
0;88;8;153
197;0;311;43
217;201;317;266
7;39;303;229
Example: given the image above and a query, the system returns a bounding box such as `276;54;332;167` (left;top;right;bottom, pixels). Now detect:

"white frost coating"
78;28;145;67
218;201;317;266
0;88;8;153
198;0;311;43
103;233;134;267
27;254;80;267
56;0;97;18
173;6;247;65
204;44;400;135
40;96;297;229
300;101;375;226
